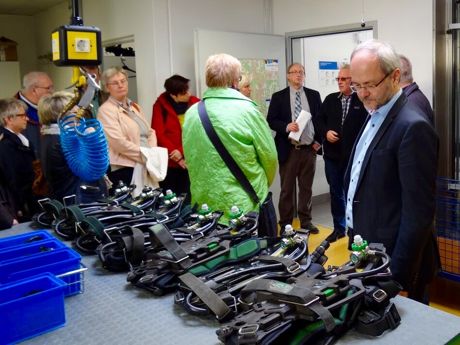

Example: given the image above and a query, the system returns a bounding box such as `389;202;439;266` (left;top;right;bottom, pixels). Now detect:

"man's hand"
287;122;299;132
312;142;322;152
326;130;340;143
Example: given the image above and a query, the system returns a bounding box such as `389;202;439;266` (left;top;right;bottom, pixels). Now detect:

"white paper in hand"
288;110;311;142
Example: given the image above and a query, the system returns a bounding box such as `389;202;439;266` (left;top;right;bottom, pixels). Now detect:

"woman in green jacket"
182;53;278;225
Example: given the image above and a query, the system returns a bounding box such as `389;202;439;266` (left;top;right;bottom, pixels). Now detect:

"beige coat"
98;98;157;168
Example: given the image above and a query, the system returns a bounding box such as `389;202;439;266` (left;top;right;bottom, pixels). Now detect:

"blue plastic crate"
0;248;83;296
436;177;460;281
0;230;54;251
0;273;66;344
0;239;66;263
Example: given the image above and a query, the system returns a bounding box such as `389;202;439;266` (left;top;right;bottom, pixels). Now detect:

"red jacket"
151;92;200;167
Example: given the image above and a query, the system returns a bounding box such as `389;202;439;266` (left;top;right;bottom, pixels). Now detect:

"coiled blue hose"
59;113;109;182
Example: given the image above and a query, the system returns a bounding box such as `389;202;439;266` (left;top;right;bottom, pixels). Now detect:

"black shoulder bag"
197;101;278;238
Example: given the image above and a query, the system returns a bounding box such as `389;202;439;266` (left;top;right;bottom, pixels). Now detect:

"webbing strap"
66;205;86;222
257;255;300;273
81;216;105;238
43;199;64;217
179;272;231;320
188;238;268;276
150;223;192;269
355;302;401;336
242;278;336;332
120;203;143;215
308;301;337;332
120;227;145;266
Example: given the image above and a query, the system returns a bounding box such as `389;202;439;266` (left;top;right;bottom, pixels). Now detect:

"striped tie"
294;91;302;119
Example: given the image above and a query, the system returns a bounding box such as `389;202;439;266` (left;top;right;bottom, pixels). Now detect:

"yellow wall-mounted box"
52;25;102;66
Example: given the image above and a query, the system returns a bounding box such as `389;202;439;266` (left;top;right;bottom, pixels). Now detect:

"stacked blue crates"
0;274;67;344
436;178;460;281
0;230;84;344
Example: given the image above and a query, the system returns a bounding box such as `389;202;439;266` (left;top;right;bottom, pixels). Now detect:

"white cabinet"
0;61;20;98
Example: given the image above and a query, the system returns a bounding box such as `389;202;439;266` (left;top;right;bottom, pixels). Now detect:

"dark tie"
295;91;302;119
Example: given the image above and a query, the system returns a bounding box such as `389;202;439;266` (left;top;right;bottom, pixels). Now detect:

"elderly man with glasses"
345;39;439;304
316;63;368;243
14;71;54;156
0;98;38;222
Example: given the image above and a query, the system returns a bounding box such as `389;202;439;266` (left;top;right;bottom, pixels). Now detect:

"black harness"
174;232;310;321
216;243;402;345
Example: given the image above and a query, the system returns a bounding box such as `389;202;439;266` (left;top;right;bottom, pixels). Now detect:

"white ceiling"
0;0;66;16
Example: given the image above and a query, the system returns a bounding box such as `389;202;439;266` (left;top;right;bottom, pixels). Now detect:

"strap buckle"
238;324;259;336
287;262;301;273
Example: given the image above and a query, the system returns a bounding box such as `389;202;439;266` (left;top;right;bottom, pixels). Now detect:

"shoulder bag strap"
197;101;259;204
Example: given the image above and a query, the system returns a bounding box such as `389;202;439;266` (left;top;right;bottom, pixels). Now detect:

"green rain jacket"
183;87;278;224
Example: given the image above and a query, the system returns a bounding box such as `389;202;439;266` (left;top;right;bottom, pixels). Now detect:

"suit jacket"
0;127;35;216
403;82;434;125
316;92;367;169
344;93;439;290
267;86;322;164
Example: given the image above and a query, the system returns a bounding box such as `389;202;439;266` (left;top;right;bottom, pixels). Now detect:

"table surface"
1;223;459;345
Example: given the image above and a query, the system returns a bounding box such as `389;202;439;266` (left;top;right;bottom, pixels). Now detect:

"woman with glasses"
0;98;37;222
98;67;158;188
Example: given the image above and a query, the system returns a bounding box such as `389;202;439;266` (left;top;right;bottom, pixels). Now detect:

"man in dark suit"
399;54;434;125
316;63;368;243
267;63;322;234
345;40;439;303
14;71;54;157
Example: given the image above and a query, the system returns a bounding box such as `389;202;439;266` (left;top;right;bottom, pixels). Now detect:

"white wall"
273;0;434;104
0;14;38;91
80;0;270;115
0;62;21;98
34;2;74;93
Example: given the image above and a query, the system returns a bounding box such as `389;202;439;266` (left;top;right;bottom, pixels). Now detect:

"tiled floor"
311;199;334;229
309;199;460;317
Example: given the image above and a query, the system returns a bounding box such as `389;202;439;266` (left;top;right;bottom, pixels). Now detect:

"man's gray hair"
0;98;28;126
399;54;413;84
340;63;350;70
22;71;51;91
351;39;401;74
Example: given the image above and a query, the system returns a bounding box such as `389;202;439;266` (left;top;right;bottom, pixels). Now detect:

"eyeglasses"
107;79;128;87
15;113;27;118
336;77;351;82
350;70;394;93
36;85;54;91
288;70;304;75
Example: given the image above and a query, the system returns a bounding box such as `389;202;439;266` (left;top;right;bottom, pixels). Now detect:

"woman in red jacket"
151;75;199;203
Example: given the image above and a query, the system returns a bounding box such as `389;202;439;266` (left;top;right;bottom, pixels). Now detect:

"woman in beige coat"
98;67;157;187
